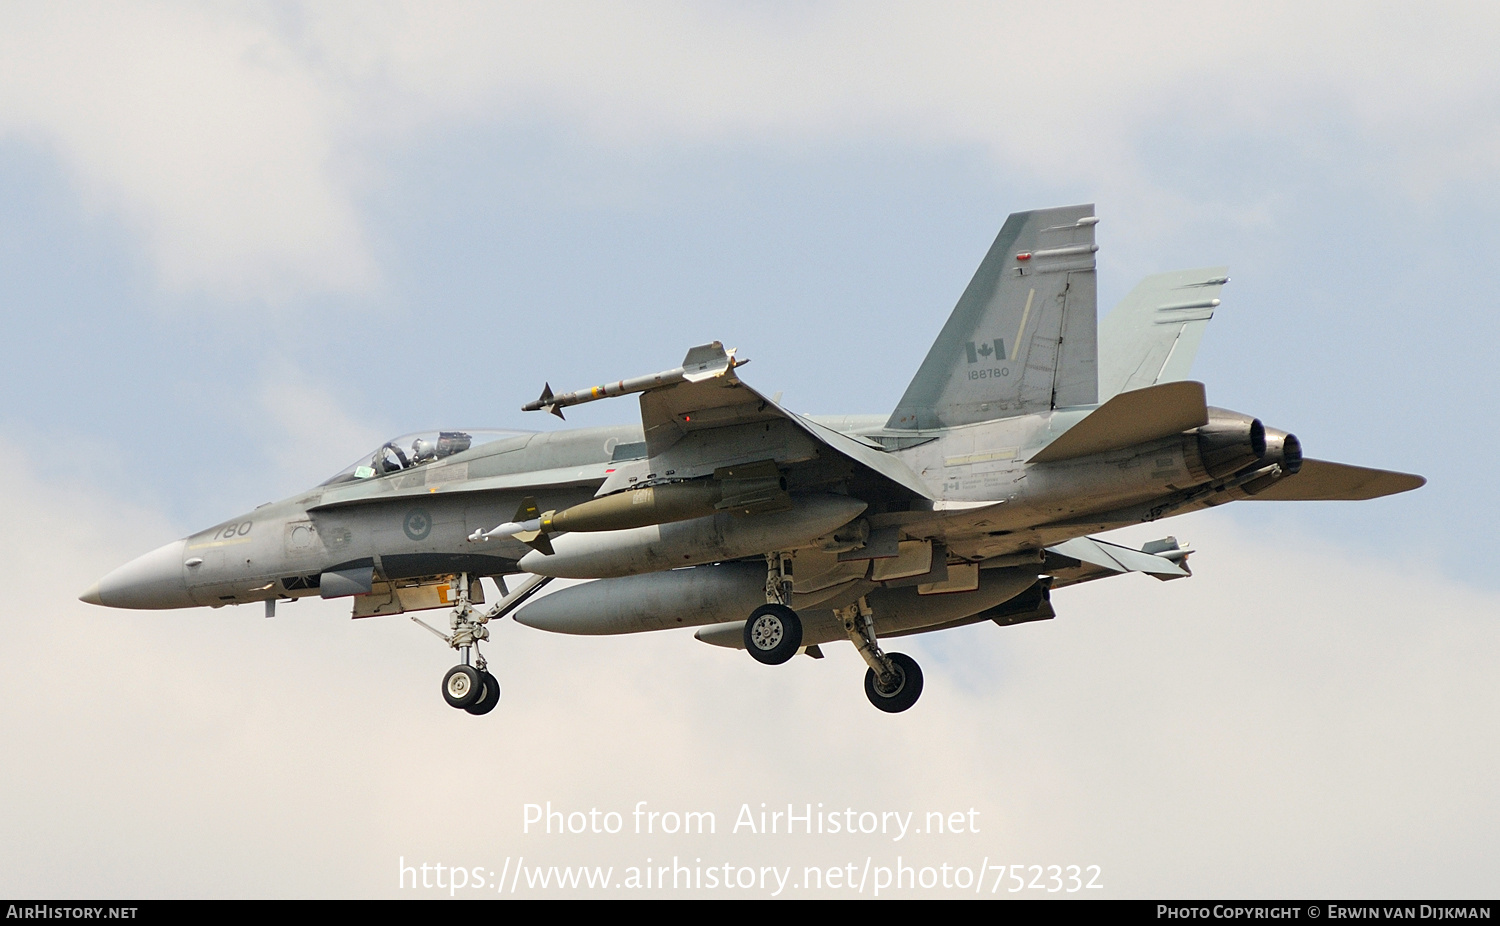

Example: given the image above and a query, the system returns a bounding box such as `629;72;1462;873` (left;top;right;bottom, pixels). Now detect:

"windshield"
320;429;532;486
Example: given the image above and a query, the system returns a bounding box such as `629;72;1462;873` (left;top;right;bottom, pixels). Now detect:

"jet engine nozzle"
1263;428;1303;476
1190;408;1266;480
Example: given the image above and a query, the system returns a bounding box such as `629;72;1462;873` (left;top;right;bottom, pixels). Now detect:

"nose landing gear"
411;572;551;716
443;664;501;715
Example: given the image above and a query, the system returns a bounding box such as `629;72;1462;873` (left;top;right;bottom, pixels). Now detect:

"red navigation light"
1016;251;1032;261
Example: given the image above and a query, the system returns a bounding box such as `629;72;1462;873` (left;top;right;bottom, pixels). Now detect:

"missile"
516;494;868;579
521;342;741;418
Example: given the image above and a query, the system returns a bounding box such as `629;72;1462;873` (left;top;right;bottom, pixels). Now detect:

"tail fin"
886;205;1098;430
1098;267;1228;400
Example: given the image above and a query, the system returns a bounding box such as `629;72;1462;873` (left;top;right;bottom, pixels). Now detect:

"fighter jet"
81;205;1424;714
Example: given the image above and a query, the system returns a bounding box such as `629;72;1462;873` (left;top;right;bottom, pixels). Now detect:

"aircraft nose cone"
82;539;196;610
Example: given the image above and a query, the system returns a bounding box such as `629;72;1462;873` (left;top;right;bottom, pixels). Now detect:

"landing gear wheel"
864;652;923;713
442;664;482;708
744;603;802;666
465;671;501;715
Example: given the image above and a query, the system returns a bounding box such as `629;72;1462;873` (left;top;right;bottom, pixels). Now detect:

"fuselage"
79;399;1286;613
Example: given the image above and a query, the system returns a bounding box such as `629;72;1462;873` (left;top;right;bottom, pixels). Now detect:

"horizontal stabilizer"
1244;459;1425;501
1029;381;1208;463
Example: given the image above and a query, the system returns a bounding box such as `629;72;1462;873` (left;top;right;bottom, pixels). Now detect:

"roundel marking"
403;509;432;541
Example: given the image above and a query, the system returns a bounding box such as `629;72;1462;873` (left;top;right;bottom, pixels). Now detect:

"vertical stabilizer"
1098;267;1228;400
886;205;1098;430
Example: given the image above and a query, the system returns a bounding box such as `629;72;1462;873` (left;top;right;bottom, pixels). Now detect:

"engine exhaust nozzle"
1192;408;1266;479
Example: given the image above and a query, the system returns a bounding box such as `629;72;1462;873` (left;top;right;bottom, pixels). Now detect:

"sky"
0;1;1496;899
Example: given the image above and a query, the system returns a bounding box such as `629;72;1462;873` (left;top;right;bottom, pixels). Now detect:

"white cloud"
0;3;373;300
3;2;1500;301
1;461;1493;896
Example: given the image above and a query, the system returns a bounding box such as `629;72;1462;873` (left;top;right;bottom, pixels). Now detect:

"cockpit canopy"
321;429;532;486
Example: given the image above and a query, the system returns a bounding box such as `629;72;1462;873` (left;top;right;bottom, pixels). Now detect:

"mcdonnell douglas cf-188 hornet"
82;205;1424;714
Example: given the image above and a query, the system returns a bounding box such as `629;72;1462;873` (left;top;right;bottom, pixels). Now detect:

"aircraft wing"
529;342;935;502
783;410;936;499
1243;459;1426;501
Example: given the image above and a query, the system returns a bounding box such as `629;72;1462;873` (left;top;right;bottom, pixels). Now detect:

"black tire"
442;664;483;709
743;603;803;665
465;671;501;715
864;652;923;713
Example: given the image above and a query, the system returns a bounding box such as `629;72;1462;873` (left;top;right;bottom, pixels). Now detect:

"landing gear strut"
835;596;923;713
744;553;803;665
411;572;551;715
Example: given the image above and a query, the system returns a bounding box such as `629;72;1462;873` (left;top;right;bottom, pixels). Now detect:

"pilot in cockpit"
410;437;438;465
322;430;488;486
372;433;472;474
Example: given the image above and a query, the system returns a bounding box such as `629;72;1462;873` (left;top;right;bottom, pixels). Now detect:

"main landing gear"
834;597;923;713
743;553;803;665
743;554;923;713
411;572;551;716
